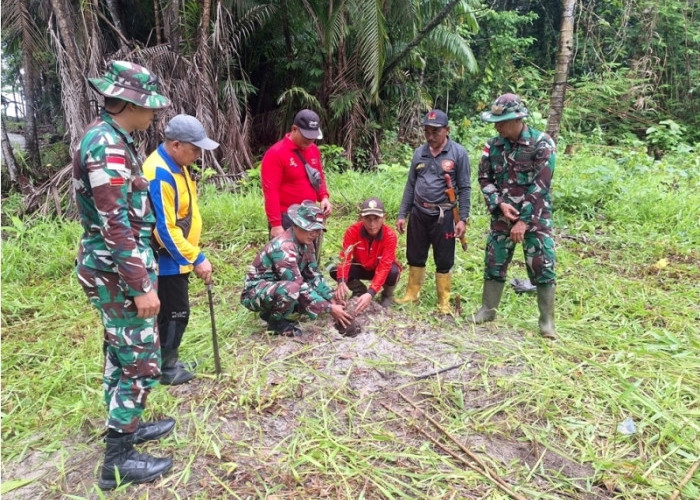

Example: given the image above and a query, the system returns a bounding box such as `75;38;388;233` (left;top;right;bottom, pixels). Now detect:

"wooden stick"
395;393;529;500
668;460;699;500
414;360;468;380
381;402;488;478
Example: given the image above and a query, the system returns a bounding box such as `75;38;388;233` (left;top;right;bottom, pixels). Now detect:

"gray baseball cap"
164;114;219;150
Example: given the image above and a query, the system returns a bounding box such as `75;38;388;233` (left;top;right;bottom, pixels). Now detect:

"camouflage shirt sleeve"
80;131;154;295
478;138;505;214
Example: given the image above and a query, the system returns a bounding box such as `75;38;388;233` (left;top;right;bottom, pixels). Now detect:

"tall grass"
1;139;698;499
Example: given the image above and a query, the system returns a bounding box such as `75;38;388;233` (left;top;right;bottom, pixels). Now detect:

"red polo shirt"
261;134;329;227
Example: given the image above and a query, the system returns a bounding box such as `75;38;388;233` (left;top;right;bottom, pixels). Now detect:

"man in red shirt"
261;109;331;239
331;198;401;313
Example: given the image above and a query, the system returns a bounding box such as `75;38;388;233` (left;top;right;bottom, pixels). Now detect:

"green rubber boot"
469;280;505;324
537;284;557;339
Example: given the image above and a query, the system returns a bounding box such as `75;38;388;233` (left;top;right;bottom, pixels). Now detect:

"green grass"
1;141;698;499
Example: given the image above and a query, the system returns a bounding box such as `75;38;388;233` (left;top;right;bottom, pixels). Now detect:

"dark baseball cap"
165;114;219;150
360;197;386;217
423;109;448;127
293;109;323;140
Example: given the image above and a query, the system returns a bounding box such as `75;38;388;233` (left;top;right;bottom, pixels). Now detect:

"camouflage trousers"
483;227;556;285
241;280;328;321
76;265;161;433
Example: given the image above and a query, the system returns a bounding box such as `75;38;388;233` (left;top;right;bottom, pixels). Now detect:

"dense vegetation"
1;0;698;194
2;118;699;498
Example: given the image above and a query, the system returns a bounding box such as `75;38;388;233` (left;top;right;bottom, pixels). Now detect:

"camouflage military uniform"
478;124;556;285
73;111;160;433
241;227;334;321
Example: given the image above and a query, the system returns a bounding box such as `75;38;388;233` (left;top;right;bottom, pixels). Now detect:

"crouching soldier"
330;197;401;313
241;200;353;336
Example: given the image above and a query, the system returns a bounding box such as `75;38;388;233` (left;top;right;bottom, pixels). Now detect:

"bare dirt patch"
2;299;610;499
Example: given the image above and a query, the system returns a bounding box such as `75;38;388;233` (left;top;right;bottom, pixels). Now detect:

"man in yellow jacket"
143;114;219;384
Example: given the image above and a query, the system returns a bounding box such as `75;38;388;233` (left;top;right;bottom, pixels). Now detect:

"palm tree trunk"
49;0;93;152
105;0;130;53
1;114;20;185
21;36;41;170
546;0;577;142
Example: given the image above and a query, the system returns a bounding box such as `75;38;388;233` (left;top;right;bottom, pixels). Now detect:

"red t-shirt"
336;221;401;294
261;134;329;227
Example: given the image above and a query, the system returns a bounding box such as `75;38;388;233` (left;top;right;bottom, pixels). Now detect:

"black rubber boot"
159;320;195;385
98;433;173;490
379;285;396;308
133;418;176;444
347;279;368;297
161;348;195;385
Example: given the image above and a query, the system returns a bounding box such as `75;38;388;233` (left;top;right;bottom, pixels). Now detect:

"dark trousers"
157;273;190;350
406;206;456;273
329;262;401;287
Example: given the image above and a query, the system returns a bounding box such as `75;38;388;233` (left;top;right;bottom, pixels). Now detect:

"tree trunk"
49;0;92;153
1;114;20;185
200;0;211;47
105;0;130;53
165;0;181;54
154;0;163;44
546;0;577;142
21;54;41;171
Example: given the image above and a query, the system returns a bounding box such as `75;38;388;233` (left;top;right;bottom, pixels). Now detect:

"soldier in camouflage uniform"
241;200;352;336
73;60;174;489
469;93;557;339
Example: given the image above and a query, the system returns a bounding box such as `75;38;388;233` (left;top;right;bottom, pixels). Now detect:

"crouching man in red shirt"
330;198;402;313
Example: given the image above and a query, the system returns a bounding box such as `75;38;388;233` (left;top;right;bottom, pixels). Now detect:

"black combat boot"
98;433;173;490
133;418;176;444
267;318;303;337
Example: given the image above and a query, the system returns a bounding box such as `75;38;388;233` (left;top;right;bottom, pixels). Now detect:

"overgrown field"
1;137;699;499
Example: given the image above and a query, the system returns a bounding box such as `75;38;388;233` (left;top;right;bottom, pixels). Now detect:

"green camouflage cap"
288;200;327;232
88;60;170;109
481;93;529;123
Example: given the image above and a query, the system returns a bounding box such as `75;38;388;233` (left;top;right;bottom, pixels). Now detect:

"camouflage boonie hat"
481;93;529;123
288;200;326;232
88;60;170;109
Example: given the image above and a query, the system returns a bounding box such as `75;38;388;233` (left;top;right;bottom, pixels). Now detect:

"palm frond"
1;0;48;55
351;0;387;99
426;26;477;73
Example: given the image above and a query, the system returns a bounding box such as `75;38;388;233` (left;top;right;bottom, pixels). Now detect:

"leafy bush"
319;144;352;172
646;119;691;156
